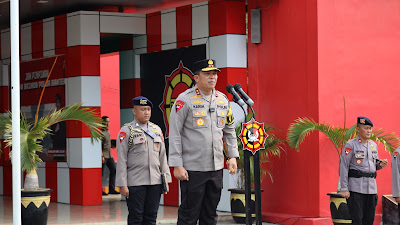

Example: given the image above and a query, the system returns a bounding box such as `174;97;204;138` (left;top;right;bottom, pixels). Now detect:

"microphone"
234;83;254;106
226;84;245;106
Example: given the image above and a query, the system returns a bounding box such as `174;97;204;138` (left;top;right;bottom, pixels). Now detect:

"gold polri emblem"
208;59;214;68
356;159;362;164
140;99;147;105
360;119;365;124
196;118;205;126
193;100;203;104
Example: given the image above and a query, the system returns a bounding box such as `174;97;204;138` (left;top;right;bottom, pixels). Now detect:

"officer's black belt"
348;169;376;178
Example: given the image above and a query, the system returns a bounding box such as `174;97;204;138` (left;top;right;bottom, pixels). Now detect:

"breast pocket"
216;109;227;128
131;136;146;152
153;136;162;152
192;108;208;128
354;150;365;165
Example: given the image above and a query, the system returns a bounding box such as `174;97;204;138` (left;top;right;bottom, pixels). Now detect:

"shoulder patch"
394;152;398;159
345;147;352;156
175;100;185;113
119;132;127;143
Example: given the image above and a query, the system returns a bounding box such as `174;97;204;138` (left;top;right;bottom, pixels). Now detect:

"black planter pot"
228;188;257;224
327;192;352;225
21;188;52;225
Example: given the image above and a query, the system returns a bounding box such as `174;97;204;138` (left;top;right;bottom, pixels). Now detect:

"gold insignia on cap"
360;119;365;124
208;60;214;68
140;99;147;105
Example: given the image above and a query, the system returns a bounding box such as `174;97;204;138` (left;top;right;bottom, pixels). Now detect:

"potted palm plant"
287;115;399;225
0;103;103;225
229;112;287;224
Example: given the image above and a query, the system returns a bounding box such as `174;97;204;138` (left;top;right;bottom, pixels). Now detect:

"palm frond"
45;103;103;143
287;117;347;155
1;102;104;172
370;128;400;154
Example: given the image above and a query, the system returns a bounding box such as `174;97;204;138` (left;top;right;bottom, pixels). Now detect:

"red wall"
248;0;320;218
318;0;400;217
100;52;120;160
248;0;400;221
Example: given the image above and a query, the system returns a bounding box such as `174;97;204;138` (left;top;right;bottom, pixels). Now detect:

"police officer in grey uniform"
391;146;400;220
116;96;171;225
169;59;239;225
339;116;388;225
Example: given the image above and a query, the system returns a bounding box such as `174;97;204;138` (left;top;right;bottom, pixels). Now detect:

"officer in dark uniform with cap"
169;59;239;225
116;96;171;225
339;116;388;225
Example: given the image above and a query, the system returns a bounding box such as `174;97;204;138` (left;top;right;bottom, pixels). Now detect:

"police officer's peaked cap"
132;96;153;108
192;59;221;74
357;116;373;127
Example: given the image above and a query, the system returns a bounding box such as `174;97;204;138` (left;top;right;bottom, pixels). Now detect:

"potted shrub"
287;116;399;225
0;102;103;225
229;113;287;224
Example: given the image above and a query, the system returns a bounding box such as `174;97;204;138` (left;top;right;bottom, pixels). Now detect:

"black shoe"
102;191;108;196
109;190;120;195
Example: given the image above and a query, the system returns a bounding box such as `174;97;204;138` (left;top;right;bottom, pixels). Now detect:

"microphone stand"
243;104;262;225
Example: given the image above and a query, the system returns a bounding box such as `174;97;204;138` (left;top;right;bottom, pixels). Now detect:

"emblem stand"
238;106;266;225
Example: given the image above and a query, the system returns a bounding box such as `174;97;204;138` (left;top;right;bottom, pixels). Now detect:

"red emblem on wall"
238;118;268;155
159;61;195;136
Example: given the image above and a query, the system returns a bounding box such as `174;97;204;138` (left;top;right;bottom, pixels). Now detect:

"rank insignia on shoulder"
119;132;127;143
394;152;398;159
345;147;352;156
358;139;362;143
175;100;185;113
195;88;201;96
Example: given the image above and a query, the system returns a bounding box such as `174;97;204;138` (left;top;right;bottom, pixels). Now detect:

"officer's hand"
120;186;129;199
379;159;388;168
340;191;350;199
395;197;400;203
173;166;189;181
228;158;237;174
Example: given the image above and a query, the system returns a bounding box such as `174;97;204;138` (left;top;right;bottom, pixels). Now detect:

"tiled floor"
0;195;244;225
0;194;179;225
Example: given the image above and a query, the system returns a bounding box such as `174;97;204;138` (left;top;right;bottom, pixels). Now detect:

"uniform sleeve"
159;131;172;183
168;96;189;167
339;142;353;192
392;149;400;197
101;130;106;151
115;126;130;187
223;102;239;158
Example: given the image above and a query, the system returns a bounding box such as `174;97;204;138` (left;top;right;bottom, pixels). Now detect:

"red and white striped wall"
120;0;247;211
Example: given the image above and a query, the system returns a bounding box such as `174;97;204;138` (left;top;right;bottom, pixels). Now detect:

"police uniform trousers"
178;170;223;225
102;158;117;192
347;191;378;225
126;184;162;225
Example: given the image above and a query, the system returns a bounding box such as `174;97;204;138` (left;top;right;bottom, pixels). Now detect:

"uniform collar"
194;85;218;99
356;136;370;144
